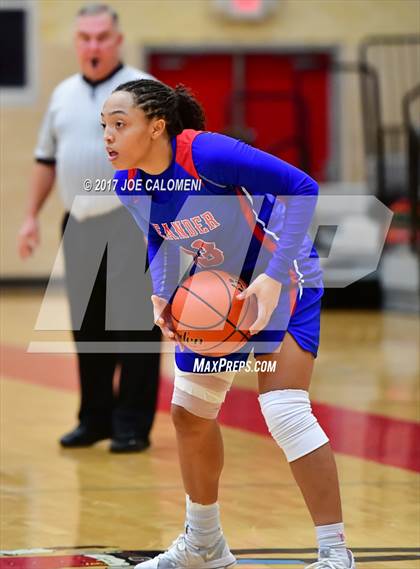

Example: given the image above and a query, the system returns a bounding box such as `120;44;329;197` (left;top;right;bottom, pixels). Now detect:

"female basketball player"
101;79;356;569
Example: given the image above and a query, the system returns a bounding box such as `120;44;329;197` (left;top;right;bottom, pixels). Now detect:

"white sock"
316;523;349;564
185;495;221;546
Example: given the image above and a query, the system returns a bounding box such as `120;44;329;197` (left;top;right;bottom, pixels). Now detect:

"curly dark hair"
113;79;206;136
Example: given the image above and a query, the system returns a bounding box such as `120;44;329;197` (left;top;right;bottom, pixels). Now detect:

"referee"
18;4;161;453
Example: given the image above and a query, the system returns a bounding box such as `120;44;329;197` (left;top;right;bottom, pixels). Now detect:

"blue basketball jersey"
114;130;323;370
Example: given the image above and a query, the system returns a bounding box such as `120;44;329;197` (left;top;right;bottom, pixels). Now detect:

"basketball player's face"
102;91;167;171
74;14;122;81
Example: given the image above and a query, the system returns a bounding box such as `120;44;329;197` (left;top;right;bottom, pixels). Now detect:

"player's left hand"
237;273;282;335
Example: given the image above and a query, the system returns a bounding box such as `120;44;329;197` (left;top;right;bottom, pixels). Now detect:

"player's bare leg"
172;405;223;505
135;398;235;568
257;333;342;525
256;332;355;568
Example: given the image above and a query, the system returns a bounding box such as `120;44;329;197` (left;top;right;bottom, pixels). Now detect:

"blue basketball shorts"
174;286;324;373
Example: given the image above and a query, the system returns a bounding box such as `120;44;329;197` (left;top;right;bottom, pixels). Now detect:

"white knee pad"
258;389;329;462
172;364;236;420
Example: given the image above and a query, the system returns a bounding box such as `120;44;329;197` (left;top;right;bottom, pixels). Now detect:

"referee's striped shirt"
35;64;154;221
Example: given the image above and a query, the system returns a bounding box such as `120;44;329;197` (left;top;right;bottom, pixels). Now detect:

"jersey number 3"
181;239;224;268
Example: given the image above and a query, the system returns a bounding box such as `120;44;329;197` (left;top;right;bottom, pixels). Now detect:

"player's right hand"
151;294;184;350
18;216;40;259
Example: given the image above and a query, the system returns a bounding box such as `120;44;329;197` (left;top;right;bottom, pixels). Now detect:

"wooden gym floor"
1;289;419;568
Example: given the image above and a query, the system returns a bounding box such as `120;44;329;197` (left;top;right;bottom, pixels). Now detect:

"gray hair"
77;4;119;27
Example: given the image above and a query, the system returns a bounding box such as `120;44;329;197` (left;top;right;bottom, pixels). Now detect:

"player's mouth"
91;57;100;68
107;148;119;162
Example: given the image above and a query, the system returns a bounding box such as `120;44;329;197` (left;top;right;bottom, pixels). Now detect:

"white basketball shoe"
134;532;237;569
305;548;356;568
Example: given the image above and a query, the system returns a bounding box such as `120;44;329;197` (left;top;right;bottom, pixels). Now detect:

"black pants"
62;207;161;439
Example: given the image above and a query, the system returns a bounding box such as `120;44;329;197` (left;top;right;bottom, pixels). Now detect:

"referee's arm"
18;93;57;259
18;161;56;259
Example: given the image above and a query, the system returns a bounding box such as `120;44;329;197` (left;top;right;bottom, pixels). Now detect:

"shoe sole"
109;445;149;453
135;561;236;569
203;557;237;569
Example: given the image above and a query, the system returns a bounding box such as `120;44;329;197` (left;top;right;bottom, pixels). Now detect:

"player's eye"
115;121;124;129
100;123;106;129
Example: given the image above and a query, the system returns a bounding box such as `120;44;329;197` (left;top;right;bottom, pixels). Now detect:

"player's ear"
151;118;166;139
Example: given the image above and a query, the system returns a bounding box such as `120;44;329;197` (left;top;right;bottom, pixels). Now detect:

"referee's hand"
18;216;40;259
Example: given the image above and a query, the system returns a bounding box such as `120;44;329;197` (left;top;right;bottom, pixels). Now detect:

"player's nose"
103;126;113;143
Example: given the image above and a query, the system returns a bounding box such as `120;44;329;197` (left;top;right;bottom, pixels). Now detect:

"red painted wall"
149;51;331;180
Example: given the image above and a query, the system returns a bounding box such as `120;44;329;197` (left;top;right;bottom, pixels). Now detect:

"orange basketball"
171;270;257;357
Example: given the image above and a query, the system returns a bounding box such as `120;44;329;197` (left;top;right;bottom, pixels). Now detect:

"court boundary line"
1;342;419;472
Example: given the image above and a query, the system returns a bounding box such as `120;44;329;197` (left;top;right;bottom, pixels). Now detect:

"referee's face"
75;13;122;81
102;91;169;171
